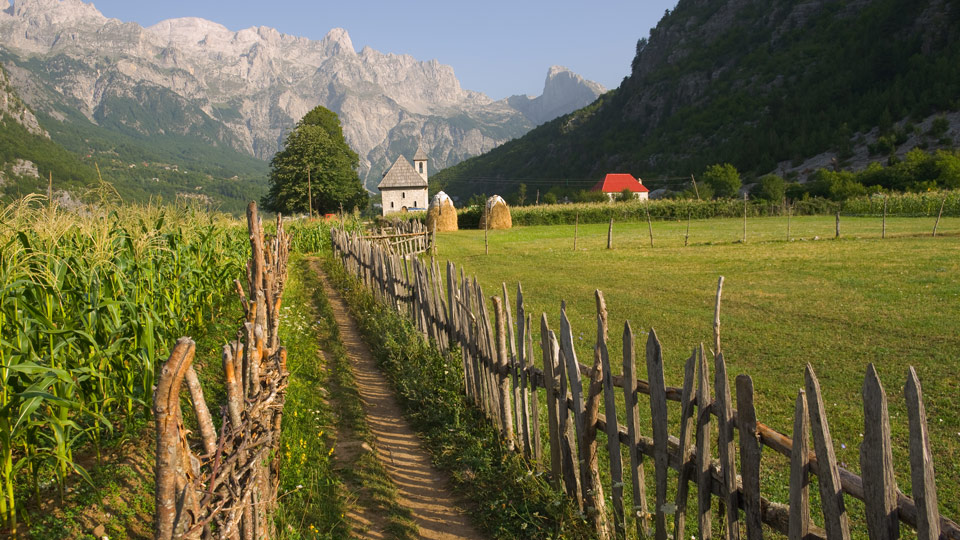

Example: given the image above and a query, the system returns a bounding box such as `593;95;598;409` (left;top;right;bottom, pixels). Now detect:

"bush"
756;174;786;201
703;163;742;198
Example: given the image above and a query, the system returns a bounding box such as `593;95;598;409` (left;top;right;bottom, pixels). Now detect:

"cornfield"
0;195;249;533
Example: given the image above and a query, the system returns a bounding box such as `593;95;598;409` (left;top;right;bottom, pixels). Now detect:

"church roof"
378;155;427;189
413;143;428;161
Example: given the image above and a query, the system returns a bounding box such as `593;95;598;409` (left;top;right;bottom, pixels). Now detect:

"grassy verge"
273;255;349;539
300;257;418;539
321;254;593;539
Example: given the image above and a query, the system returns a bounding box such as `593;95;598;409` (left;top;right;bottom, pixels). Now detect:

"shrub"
703;163;742;198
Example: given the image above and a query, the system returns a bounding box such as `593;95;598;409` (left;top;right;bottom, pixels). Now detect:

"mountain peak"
319;27;355;56
148;17;231;43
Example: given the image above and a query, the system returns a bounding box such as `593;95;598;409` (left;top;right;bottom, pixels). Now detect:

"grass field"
433;215;960;529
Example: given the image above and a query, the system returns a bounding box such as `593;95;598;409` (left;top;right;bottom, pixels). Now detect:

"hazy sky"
87;0;678;99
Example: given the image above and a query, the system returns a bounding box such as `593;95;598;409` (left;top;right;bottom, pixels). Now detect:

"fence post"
861;363;899;540
645;200;654;247
646;329;668;540
607;218;613;249
933;197;945;237
805;364;851;540
882;197;887;238
674;348;698;538
788;390;811;540
492;297;516;450
905;367;941;540
736;374;762;540
695;349;713;540
541;316;562;489
836;210;841;239
622;322;650;538
714;353;740;540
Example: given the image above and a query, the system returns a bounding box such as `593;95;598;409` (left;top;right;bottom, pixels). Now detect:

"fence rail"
154;202;292;540
331;226;960;540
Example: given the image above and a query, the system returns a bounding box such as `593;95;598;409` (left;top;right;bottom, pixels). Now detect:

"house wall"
604;191;649;201
381;187;429;216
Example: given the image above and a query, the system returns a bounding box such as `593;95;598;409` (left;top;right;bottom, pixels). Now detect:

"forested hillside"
433;0;960;199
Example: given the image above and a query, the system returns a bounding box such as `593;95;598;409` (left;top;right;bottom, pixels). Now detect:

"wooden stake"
685;211;691;247
713;276;724;356
742;193;748;243
607;218;613;249
574;211;579;251
836;210;841;239
882;196;887;239
644;200;654;247
933;197;945;237
691;174;700;201
787;204;792;241
485;217;489;255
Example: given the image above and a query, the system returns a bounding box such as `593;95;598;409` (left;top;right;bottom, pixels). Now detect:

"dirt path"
314;265;487;540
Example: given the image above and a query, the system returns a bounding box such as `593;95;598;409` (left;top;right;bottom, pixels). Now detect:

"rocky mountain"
0;0;605;192
0;64;45;137
508;66;606;126
433;0;960;199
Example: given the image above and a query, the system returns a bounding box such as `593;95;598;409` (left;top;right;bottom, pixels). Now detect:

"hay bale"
479;194;512;229
427;191;458;232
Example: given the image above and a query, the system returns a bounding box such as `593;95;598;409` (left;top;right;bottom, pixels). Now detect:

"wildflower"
328;447;335;456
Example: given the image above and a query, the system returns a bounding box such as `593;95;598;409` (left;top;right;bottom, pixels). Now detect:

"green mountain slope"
434;0;960;199
0;53;268;214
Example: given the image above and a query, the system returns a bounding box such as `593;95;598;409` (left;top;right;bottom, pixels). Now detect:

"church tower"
413;142;428;182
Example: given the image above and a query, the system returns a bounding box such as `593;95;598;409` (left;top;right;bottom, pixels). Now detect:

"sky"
86;0;679;100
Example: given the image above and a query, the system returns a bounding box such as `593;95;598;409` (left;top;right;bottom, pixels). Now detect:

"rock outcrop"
0;0;604;189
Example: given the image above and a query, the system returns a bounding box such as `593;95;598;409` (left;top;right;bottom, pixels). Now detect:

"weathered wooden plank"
517;284;532;458
585;340;611;539
789;389;811;540
503;283;523;447
646;328;669;540
527;313;542;465
622;321;650;539
493;296;516;449
715;353;740;540
861;363;900;540
674;347;698;539
560;306;590;509
555;324;582;505
600;315;625;540
736;374;762;540
542;315;562;489
805;363;851;540
696;347;713;540
905;366;941;540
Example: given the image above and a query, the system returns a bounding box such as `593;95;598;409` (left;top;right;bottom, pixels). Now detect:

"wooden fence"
331;227;960;540
365;219;432;256
153;202;292;540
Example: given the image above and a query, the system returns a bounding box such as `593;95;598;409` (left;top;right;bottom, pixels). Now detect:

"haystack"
426;191;458;232
479;195;512;230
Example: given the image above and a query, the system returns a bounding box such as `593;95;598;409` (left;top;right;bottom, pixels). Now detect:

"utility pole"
307;166;313;219
691;174;701;201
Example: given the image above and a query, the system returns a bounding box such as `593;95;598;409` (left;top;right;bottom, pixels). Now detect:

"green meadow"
433;215;960;528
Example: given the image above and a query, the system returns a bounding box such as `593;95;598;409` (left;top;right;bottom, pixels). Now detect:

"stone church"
378;144;428;216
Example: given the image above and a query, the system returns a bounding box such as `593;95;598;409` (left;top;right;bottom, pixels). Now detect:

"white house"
378;144;428;216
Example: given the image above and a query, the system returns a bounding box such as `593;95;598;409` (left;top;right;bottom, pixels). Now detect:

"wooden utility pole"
933;197;946;237
691;174;700;201
307;167;313;219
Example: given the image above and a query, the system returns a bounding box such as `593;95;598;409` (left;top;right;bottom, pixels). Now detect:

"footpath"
314;263;486;540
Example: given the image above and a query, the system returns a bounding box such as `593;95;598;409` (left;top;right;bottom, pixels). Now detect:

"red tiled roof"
591;173;649;193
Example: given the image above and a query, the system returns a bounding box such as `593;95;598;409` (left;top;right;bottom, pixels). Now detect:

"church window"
390;201;394;208
418;162;423;173
402;191;405;198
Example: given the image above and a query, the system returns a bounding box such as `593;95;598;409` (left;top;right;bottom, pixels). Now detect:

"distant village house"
592;173;649;201
378;144;429;216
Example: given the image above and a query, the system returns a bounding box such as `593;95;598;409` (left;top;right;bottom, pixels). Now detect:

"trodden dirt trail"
313;263;487;540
